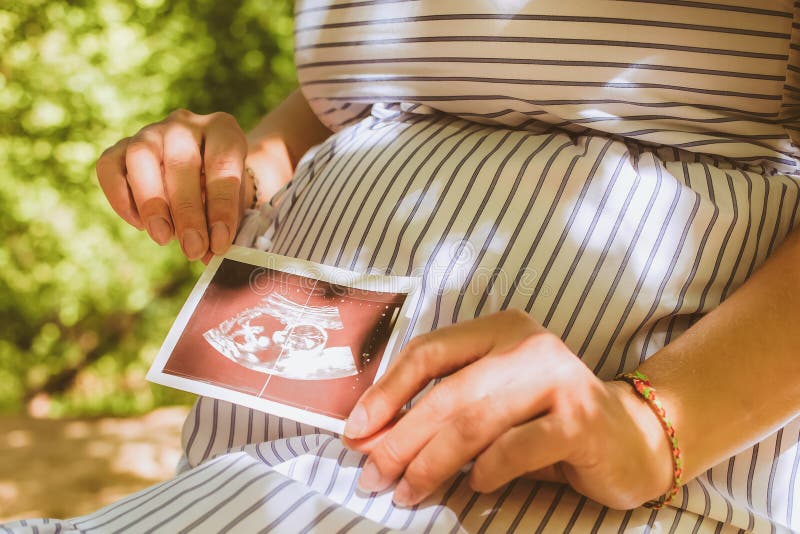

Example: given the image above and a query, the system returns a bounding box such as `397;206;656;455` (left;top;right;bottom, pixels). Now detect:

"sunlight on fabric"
625;162;700;295
577;108;620;120
394;185;441;221
607;61;652;87
417;224;509;298
487;0;529;13
459;220;510;296
561;155;638;258
419;233;475;291
554;149;701;329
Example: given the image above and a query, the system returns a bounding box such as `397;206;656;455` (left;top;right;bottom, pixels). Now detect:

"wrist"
241;89;332;210
608;379;676;503
246;89;332;169
243;136;294;208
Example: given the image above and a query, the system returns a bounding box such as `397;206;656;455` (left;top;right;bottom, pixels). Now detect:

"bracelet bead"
245;166;259;209
614;370;683;509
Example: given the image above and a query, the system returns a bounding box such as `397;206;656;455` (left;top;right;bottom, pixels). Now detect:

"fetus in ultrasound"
203;292;357;380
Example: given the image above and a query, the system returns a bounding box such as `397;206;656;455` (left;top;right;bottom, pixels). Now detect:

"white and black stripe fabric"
4;1;800;532
298;0;800;176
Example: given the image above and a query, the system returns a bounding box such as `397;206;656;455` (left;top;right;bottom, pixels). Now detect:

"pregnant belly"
268;105;798;379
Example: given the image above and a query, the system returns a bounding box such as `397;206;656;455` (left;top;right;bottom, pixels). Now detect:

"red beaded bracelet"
245;166;259;209
614;370;683;509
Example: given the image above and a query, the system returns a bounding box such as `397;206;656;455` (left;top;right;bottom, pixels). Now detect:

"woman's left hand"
342;309;673;510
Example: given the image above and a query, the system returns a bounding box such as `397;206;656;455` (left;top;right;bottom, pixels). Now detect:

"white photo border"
146;245;420;435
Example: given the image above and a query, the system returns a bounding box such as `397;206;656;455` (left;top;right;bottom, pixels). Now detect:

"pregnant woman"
6;1;800;532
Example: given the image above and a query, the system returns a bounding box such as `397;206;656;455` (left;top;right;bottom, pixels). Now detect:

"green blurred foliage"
0;0;296;416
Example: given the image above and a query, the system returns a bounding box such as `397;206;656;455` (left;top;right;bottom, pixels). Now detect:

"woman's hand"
96;109;248;261
342;310;673;510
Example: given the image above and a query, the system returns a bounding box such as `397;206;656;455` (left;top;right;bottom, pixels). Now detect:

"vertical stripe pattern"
4;1;800;532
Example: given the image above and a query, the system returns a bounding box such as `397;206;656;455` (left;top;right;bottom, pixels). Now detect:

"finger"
202;112;246;254
125;126;174;245
359;350;552;493
523;466;568;484
96;139;143;229
391;395;522;506
341;412;402;454
470;415;570;494
345;309;539;439
162;119;207;260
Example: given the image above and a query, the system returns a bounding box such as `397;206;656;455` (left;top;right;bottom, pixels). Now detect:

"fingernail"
147;217;173;245
393;479;415;507
210;222;230;253
358;459;383;492
181;229;205;259
345;403;367;438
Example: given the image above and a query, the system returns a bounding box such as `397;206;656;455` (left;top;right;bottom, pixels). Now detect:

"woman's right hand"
96;109;248;261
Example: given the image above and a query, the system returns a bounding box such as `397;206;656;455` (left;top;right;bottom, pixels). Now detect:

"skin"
341;311;673;510
96;89;332;261
342;228;800;509
98;89;800;511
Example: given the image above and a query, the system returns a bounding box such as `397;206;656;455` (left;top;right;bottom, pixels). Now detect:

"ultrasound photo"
147;246;417;433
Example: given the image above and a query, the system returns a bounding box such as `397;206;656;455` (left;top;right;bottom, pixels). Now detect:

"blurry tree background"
0;0;296;417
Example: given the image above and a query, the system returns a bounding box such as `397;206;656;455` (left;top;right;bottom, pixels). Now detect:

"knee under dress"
5;1;800;532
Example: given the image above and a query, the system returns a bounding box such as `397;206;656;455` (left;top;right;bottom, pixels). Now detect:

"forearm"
242;88;332;206
638;227;800;483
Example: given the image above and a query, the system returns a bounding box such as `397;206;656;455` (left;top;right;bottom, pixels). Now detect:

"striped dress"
5;1;800;532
